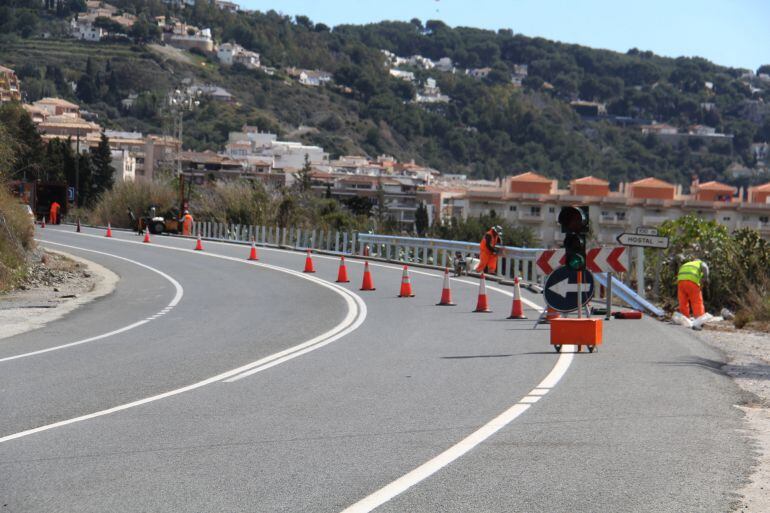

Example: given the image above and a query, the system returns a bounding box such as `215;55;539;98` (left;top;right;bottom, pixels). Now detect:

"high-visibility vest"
678;260;704;286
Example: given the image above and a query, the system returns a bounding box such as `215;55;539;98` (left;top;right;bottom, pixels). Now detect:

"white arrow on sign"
616;233;669;249
549;277;582;299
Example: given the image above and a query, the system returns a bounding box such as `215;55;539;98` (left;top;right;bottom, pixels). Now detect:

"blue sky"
239;0;770;70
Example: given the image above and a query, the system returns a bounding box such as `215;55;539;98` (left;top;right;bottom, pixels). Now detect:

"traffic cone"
303;250;315;273
398;265;414;297
336;256;349;283
194;235;203;251
105;223;112;237
474;273;492;313
40;216;46;228
545;307;560;322
507;276;527;319
247;242;258;261
436;268;455;306
360;261;375;291
143;228;151;243
76;218;81;233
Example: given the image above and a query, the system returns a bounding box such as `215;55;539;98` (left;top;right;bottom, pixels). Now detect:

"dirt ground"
695;323;770;512
0;250;118;340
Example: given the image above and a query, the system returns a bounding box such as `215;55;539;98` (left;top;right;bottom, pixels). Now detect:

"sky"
239;0;770;70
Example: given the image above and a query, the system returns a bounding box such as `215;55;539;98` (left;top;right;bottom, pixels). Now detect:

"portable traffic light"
558;206;589;270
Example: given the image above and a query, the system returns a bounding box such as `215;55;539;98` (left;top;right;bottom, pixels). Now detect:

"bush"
648;215;770;315
0;184;35;291
90;180;177;228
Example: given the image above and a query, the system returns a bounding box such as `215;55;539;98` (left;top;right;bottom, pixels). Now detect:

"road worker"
49;201;61;225
475;225;503;274
677;259;709;318
181;210;194;236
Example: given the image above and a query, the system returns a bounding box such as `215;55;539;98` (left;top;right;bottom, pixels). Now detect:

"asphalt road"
0;224;753;512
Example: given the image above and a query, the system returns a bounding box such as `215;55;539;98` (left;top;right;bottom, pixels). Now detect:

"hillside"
3;0;770;188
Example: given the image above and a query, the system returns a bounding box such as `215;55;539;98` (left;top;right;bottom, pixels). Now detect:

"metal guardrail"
190;222;546;284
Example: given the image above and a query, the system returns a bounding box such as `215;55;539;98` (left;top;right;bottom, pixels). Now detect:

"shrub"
0;184;35;291
90;180;177;228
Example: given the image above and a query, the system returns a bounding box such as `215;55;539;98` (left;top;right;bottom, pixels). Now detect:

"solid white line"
339;350;575;513
0;242;184;364
0;238;367;444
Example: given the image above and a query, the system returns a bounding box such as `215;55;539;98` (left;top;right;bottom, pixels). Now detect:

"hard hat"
494;225;503;234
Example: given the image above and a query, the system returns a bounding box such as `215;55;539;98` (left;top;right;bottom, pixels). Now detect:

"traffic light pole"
605;273;613;321
577;271;582;319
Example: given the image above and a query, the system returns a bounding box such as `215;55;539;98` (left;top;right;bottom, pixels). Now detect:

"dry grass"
734;274;770;331
90;180;178;228
0;184;35;291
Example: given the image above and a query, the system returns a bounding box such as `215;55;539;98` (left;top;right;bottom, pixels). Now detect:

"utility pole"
75;128;80;207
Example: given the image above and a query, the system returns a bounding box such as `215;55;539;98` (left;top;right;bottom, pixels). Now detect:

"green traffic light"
567;254;585;270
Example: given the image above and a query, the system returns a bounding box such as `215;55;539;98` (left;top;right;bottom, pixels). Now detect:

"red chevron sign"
537;247;628;274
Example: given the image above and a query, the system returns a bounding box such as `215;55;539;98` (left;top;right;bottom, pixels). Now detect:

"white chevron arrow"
549;277;581;299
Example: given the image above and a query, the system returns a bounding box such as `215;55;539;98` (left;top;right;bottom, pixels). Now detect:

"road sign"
544;266;595;312
536;249;565;275
636;226;658;236
67;187;75;202
616;233;670;249
586;247;628;273
538;247;628;274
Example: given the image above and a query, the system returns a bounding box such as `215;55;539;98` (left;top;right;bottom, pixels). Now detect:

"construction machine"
128;176;193;235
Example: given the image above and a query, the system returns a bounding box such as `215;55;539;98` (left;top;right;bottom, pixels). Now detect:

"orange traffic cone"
436;268;455;306
545;307;560;322
474;273;491;313
40;216;46;228
143;228;151;243
303;250;315;273
105;223;112;237
248;242;258;261
76;218;81;233
336;256;349;283
360;261;376;291
398;265;414;297
507;276;527;319
194;235;204;251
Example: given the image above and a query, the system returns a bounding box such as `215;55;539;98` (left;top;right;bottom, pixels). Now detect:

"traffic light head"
559;206;590;271
558;206;589;234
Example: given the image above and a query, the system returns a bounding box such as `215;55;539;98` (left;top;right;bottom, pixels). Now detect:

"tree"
90;131;113;198
414;202;429;236
296;153;312;192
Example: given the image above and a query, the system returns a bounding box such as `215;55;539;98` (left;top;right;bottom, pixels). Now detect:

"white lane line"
519;396;541;404
0;242;367;444
0;242;184;364
340;348;575;513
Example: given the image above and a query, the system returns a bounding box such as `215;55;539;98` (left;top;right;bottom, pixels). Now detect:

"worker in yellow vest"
677;259;709;318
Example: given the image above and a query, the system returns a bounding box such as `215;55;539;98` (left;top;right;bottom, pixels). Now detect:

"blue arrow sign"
544;266;595;312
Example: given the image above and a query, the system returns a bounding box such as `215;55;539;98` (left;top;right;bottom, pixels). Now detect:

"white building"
110;149;136;182
70;18;104;41
389;69;415;82
217;42;260;69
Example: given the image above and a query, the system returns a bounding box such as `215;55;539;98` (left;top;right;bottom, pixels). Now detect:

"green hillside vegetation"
3;0;770;189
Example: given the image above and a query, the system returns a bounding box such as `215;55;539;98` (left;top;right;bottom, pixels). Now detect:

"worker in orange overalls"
181;210;194;236
49;201;61;225
677;259;709;318
475;225;503;274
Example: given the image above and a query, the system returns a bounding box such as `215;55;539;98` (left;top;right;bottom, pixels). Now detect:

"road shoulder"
0;249;118;341
695;325;770;512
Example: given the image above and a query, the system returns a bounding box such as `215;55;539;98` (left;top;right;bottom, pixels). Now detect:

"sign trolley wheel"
554;344;562;353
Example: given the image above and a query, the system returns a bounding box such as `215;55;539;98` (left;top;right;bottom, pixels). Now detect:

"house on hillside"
414;78;449;103
466;67;491;79
187;84;233;102
389;69;415;82
162;21;214;53
0;65;21;103
217;43;260;69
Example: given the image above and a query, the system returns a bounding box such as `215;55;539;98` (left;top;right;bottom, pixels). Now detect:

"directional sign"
585;247;628;273
544;266;595;312
67;187;75;202
616;232;669;249
636;226;658;236
537;247;627;274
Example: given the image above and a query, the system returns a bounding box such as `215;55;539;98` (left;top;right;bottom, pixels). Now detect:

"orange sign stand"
550;318;603;353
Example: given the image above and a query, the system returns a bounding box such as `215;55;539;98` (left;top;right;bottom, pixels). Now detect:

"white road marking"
0;242;184;363
0;238;367;444
340;349;575;513
519;396;541;404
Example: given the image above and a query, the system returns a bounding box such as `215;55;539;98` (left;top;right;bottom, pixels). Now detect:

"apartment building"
0;65;21;103
448;172;770;246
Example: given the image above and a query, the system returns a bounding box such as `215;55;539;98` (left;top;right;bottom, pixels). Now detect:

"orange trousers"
476;252;498;274
678;280;705;318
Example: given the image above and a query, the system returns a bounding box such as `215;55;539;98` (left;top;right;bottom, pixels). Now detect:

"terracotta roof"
696;181;736;192
570;176;609;186
509;171;553;183
750;182;770;192
179;150;241;166
35;97;80;109
630;177;675;189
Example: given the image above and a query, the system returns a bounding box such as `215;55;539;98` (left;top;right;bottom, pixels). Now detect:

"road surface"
0;225;753;512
